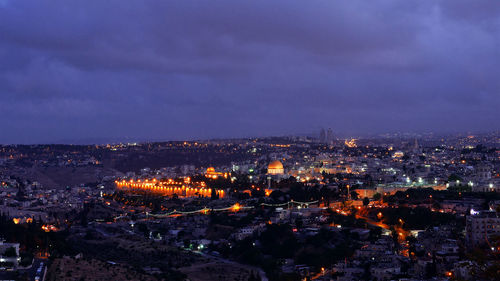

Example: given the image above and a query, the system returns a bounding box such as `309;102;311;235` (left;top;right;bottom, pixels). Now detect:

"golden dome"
268;160;283;170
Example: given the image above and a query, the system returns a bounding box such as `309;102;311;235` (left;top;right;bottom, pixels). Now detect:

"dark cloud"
0;0;499;143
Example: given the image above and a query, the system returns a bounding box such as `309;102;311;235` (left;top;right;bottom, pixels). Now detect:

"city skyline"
1;2;500;280
0;1;499;144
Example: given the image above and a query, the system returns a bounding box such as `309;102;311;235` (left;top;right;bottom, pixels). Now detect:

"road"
311;268;330;280
194;251;268;281
27;258;47;281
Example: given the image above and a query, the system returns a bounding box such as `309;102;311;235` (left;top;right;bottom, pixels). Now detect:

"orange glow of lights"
41;224;58;232
206;167;225;179
232;203;241;212
345;139;357;148
115;179;224;198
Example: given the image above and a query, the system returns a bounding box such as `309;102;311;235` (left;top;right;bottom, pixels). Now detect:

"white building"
0;240;20;269
466;210;500;247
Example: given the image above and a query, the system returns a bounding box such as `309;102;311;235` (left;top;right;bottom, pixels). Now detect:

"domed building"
205;167;226;179
268;160;284;175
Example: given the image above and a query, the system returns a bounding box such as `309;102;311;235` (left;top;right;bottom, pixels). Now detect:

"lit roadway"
311;268;330;280
29;258;47;281
353;206;409;241
335;206;410;257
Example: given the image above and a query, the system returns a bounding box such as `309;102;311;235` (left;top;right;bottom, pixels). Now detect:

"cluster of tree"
368;206;461;230
0;212;73;258
109;190;165;212
383;188;500;208
210;223;361;280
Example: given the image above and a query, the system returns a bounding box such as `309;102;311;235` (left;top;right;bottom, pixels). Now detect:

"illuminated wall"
115;179;224;198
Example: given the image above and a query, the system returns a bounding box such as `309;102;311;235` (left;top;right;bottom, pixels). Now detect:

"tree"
211;188;219;200
248;271;262;281
448;174;462;182
270;190;285;202
251;188;265;198
295;218;303;229
432;201;441;210
137;223;149;237
373;193;382;201
259;224;297;258
363;197;370;206
80;211;88;227
350;191;358;200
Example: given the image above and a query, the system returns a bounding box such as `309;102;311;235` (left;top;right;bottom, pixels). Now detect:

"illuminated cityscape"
0;1;499;281
0;134;499;280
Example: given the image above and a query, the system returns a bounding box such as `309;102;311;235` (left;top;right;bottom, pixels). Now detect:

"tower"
327;128;334;144
319;128;326;143
412;138;420;153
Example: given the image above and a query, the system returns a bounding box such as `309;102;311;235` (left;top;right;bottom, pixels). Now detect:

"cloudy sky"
0;0;499;143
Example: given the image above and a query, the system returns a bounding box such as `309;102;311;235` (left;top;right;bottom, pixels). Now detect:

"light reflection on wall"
115;179;224;198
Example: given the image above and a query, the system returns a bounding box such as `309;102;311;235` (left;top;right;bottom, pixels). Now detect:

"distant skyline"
1;1;499;144
17;129;500;145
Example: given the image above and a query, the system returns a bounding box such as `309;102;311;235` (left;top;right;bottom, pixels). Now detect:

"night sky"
0;1;499;144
